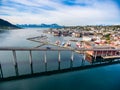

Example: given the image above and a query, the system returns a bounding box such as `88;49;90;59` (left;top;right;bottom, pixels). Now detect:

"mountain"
17;23;64;28
0;18;20;30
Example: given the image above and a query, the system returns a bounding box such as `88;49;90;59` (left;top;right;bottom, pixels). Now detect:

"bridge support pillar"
0;62;3;78
81;58;85;66
44;51;47;72
58;51;61;70
29;50;33;74
70;51;74;69
12;50;19;76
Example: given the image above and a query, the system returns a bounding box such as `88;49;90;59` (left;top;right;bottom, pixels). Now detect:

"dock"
27;35;48;43
26;36;86;54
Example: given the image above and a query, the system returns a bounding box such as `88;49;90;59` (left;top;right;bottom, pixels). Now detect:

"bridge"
0;47;120;81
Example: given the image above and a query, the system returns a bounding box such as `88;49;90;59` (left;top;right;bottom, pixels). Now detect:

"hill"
0;19;20;30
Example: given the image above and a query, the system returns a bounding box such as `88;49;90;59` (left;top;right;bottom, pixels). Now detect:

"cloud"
0;0;120;25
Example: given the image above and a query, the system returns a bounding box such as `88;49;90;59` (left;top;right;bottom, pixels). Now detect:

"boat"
55;40;60;45
82;36;91;41
61;42;65;46
62;41;71;47
76;42;81;48
66;41;71;46
69;39;78;42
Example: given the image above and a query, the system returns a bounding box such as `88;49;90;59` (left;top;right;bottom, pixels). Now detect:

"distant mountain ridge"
16;23;64;28
0;18;20;30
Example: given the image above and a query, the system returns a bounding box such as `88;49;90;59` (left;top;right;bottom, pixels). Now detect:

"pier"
0;47;120;81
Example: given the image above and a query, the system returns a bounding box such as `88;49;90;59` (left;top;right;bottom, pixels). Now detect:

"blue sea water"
0;64;120;90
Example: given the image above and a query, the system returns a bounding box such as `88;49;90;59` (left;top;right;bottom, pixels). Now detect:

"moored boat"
76;42;81;48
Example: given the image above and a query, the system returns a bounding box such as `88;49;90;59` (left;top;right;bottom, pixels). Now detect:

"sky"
0;0;120;26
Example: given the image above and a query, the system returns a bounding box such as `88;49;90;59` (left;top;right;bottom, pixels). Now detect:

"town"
42;25;120;62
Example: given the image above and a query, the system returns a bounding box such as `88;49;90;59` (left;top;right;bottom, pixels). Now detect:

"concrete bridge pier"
12;50;19;76
70;51;74;69
44;51;47;72
29;50;33;74
0;62;3;78
58;51;61;70
81;50;85;66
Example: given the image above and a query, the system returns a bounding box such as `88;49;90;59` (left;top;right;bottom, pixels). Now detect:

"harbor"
0;28;120;81
26;32;120;63
0;28;120;90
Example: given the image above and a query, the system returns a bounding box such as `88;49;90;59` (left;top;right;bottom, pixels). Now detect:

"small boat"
62;41;71;47
69;39;78;42
66;42;71;46
61;42;65;46
55;40;60;45
76;42;82;48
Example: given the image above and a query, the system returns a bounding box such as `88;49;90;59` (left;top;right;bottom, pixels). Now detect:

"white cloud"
0;0;120;25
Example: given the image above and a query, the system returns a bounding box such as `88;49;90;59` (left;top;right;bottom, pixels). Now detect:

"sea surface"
0;28;120;90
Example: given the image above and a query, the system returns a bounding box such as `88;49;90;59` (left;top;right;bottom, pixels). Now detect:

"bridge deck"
0;47;120;51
